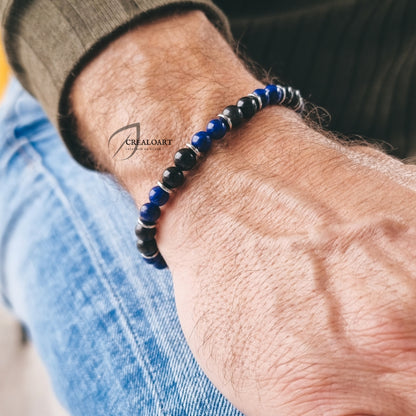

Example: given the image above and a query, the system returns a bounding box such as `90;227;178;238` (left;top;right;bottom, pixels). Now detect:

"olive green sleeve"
0;0;232;168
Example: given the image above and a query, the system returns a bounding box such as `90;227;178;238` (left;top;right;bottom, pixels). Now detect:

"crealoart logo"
108;122;173;160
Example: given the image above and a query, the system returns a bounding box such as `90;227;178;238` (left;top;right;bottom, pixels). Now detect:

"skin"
71;11;416;416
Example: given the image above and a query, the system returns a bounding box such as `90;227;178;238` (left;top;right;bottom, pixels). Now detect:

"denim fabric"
0;79;242;416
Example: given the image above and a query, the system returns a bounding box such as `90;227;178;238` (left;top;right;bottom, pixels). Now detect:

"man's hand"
72;11;416;415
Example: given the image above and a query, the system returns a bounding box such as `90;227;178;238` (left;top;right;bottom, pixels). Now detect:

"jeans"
0;79;242;416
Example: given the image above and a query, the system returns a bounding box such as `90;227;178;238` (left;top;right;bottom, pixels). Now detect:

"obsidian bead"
289;89;301;110
174;148;197;171
283;86;294;106
135;223;156;241
191;131;211;152
139;202;160;223
237;96;258;119
253;88;270;107
206;118;227;140
149;185;169;206
143;252;167;269
162;166;185;189
222;105;244;128
136;238;158;256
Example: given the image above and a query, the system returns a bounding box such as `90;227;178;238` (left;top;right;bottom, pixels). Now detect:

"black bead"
174;148;197;171
283;86;294;106
222;105;244;127
135;223;156;241
291;90;302;110
136;238;158;256
237;96;258;119
162;166;185;189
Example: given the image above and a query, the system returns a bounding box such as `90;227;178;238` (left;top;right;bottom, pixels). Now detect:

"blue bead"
143;252;167;269
153;255;167;269
265;84;282;104
149;186;169;206
253;88;270;107
191;131;212;152
140;202;160;223
206;118;227;140
275;86;284;104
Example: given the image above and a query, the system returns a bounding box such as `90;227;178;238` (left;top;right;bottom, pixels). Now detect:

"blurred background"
0;37;68;416
0;36;9;98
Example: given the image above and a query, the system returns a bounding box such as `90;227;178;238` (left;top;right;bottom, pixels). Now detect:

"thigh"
0;79;242;416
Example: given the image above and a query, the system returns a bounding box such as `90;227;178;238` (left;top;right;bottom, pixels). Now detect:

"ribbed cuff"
2;0;232;169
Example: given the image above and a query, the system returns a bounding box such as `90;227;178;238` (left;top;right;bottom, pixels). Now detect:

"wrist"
71;10;260;189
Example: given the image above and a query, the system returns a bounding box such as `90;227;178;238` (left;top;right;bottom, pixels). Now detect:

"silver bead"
293;97;302;112
157;181;172;194
217;114;232;130
286;86;294;105
298;97;305;112
185;143;201;156
276;85;285;105
141;250;160;260
137;218;157;229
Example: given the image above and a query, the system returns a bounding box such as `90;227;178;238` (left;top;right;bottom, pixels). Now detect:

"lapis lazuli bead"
265;85;277;103
140;202;160;223
253;88;270;107
153;254;167;269
191;131;212;152
143;252;167;269
206;119;227;140
149;186;169;206
265;84;284;105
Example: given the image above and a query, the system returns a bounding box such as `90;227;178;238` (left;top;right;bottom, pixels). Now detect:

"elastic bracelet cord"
135;83;304;269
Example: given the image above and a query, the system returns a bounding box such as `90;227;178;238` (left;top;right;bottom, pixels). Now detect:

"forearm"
72;11;416;415
71;10;416;221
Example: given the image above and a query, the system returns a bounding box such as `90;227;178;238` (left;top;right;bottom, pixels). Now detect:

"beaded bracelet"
135;84;304;269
